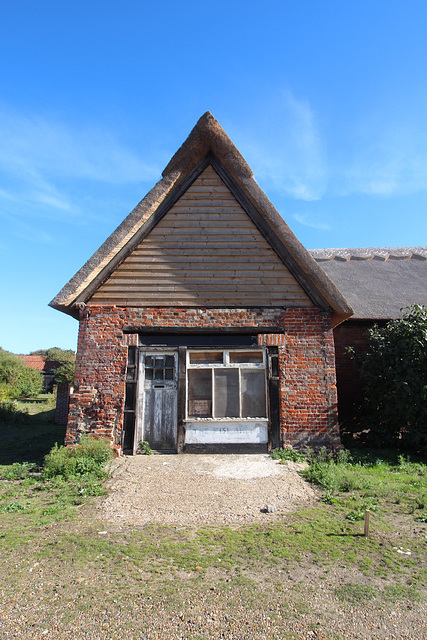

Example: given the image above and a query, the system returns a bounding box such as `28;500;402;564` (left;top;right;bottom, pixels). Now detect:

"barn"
311;247;427;429
50;112;355;454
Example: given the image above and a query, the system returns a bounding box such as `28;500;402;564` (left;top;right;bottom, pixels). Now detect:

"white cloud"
0;105;162;229
230;90;328;201
333;121;427;198
293;214;330;231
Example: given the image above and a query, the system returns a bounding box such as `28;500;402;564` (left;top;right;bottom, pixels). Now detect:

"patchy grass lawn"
0;402;426;639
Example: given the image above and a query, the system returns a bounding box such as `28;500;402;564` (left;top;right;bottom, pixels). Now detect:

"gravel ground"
99;453;317;526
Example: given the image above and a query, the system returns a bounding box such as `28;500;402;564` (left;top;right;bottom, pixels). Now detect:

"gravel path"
99;453;317;526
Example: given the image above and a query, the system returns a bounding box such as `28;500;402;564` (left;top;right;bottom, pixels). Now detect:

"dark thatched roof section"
311;248;427;320
50;112;352;326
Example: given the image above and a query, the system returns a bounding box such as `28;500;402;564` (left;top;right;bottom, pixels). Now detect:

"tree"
54;361;76;386
359;305;427;451
46;348;75;363
0;349;43;400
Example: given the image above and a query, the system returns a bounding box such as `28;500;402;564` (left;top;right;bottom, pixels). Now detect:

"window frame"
186;349;267;421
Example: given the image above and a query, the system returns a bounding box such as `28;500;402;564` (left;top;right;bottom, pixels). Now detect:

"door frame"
136;349;178;452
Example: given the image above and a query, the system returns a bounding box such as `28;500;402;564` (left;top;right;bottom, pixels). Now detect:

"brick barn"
50;112;357;454
310;247;427;430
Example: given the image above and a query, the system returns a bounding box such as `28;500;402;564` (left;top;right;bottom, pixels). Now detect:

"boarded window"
188;369;212;417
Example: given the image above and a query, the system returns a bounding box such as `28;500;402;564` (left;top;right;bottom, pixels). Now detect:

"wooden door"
142;353;178;450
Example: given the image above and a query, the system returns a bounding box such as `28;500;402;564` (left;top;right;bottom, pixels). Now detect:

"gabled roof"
50;112;352;326
311;247;427;320
17;355;62;372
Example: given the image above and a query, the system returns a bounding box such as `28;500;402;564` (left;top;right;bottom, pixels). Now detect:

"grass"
0;404;426;638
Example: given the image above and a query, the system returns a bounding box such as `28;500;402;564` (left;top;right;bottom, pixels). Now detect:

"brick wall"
66;305;341;451
55;383;71;425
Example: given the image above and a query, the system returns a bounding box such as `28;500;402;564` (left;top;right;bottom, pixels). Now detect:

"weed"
413;493;427;510
320;490;337;505
137;440;153;455
270;445;306;463
0;501;27;513
414;513;427;522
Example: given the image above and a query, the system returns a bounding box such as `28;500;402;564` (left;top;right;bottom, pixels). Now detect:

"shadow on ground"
0;409;66;465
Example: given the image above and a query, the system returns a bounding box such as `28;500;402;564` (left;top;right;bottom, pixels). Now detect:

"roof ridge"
310;247;427;262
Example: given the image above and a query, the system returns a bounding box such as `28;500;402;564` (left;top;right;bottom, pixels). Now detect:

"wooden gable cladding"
89;165;313;308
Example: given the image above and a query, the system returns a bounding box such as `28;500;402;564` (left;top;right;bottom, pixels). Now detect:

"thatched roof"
311;248;427;320
50;113;352;326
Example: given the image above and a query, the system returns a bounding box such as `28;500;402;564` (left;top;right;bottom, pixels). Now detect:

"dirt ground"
99;453;317;526
1;454;426;640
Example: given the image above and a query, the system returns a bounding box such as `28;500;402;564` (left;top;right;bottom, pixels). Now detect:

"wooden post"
364;509;371;537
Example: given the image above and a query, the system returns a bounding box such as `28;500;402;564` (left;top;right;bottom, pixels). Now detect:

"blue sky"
1;1;427;354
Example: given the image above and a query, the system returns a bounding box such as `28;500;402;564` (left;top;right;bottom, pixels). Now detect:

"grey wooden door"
142;353;177;450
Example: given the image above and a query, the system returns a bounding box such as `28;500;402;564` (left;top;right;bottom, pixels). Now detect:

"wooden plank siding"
89;165;313;308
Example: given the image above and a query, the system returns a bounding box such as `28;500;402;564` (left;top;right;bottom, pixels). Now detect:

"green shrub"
43;436;113;480
358;304;427;450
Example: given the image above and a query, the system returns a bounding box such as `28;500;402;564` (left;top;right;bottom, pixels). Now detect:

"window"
187;350;267;419
144;355;175;381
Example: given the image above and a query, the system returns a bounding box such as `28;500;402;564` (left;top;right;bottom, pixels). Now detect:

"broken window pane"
229;351;264;364
241;370;266;418
145;356;154;368
188;369;212;417
214;369;239;418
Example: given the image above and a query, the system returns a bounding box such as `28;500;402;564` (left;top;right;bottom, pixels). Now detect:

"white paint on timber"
185;421;268;444
89;164;313;308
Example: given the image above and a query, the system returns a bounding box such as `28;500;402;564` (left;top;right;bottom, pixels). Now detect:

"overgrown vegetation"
43;436;113;480
355;304;427;451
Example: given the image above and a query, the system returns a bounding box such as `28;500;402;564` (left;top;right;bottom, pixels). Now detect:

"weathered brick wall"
66;305;341;451
55;383;71;425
